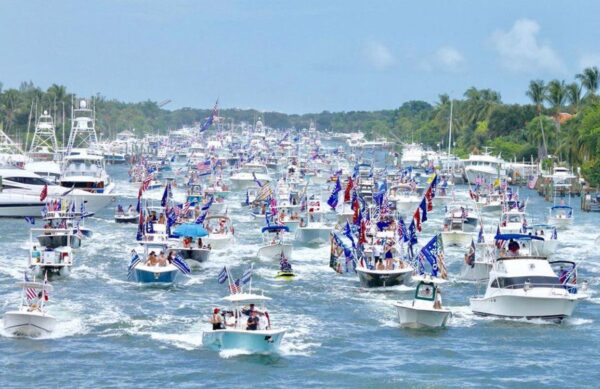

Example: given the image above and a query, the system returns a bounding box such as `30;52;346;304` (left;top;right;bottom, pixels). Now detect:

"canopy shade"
173;223;208;238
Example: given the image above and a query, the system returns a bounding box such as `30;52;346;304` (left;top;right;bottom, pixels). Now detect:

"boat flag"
240;264;253;285
466;240;476;268
127;251;142;279
24;272;37;300
229;279;241;294
327;178;342;210
24;216;35;225
161;183;171;207
418;234;447;278
245;190;250;206
172;255;191;274
413;208;422;232
252;172;263;188
552;227;557;240
398;217;409;243
344;177;353;202
217;267;228;284
477;225;484;243
343;221;356;248
141;174;153;192
196;160;212;176
419;198;428;222
40;184;48;201
494;225;504;248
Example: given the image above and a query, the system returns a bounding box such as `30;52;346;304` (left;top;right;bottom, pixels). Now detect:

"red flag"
40;184;48;201
413;208;422;232
344;177;353;202
359;219;367;244
425;187;433;212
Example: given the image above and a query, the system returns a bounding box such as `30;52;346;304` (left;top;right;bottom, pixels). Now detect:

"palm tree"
546;79;566;114
526;80;548;157
566;82;583;113
576;66;599;96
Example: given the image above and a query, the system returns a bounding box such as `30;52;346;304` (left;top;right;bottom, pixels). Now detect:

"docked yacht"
470;234;579;321
0;165;115;214
463;149;507;184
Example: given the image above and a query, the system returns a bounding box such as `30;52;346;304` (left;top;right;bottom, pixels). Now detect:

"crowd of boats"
1;99;594;355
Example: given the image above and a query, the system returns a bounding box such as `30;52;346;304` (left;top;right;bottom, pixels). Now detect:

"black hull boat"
356;267;412;288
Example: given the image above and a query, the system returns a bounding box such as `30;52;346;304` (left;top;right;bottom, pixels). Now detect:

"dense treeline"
1;68;600;184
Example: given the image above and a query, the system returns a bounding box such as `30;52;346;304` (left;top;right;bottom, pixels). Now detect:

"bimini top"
551;205;573;210
173;223;208;238
261;225;289;233
494;233;544;241
222;293;271;303
17;281;54;291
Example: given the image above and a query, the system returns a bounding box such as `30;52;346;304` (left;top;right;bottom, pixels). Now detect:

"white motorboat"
394;275;451;329
229;163;271;190
170;223;211;268
523;224;559;256
548;205;573;229
459;238;496;281
202;215;235;250
441;213;473;247
401;143;425;167
257;225;293;261
29;224;75;278
3;278;56;337
295;200;332;245
202;292;286;354
470;234;579;321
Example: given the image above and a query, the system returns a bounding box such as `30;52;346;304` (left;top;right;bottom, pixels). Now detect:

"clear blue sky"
0;0;597;113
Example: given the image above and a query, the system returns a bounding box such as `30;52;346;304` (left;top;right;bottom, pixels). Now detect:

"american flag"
229;279;241;294
141;174;153;192
182;201;191;215
196;160;212;175
24;272;37;300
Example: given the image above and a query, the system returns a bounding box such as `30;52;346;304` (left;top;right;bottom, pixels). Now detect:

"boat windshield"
490;276;560;288
415;283;436;301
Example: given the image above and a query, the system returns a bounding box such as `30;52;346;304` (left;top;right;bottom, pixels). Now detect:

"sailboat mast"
447;100;453;171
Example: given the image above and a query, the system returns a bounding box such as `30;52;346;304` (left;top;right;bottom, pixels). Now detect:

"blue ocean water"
0;162;599;388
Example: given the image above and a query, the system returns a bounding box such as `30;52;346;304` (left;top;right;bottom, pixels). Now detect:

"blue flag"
24;216;35;225
172;255;191;274
419;198;428;222
327;179;341;210
240;265;253;285
161;183;170;207
218;267;228;284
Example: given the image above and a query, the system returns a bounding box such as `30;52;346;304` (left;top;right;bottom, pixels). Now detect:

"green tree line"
2;68;600;185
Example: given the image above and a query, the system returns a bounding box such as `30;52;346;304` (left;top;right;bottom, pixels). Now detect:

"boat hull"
295;227;331;245
3;311;56;337
470;293;578;320
132;265;179;284
356;267;412;288
459;262;492;281
257;244;293;261
202;329;285;354
441;231;472;247
176;248;211;267
394;303;451;328
203;235;234;250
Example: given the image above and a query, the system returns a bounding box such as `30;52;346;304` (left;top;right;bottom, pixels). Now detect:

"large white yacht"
401;143;425;167
470;234;579;321
0;166;115;213
463;148;507;184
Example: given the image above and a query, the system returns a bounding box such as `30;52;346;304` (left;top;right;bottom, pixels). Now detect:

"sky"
0;0;599;114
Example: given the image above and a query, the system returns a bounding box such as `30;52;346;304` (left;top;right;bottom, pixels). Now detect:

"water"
1;164;599;388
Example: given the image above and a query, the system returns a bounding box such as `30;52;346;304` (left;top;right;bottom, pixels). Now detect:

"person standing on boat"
246;311;259;331
384;239;395;270
210;308;224;330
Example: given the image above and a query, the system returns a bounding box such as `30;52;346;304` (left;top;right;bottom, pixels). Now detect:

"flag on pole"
172;255;191;274
327;178;342;210
217;267;228;284
229;279;241;294
240;264;253;285
24;216;35;225
24;272;37;300
40;184;48;201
